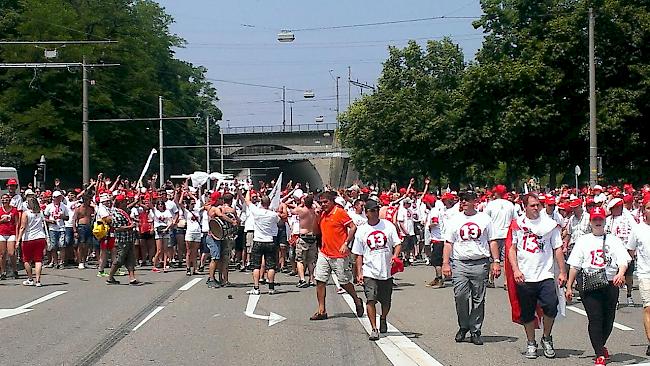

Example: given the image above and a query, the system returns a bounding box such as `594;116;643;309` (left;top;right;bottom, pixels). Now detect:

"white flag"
269;172;283;210
137;148;157;187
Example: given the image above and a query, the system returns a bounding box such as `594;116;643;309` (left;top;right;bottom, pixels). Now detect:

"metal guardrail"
222;123;337;135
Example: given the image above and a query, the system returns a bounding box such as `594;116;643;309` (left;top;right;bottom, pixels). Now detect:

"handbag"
577;234;609;293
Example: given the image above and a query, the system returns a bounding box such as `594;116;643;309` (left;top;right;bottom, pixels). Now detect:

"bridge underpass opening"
223;145;325;189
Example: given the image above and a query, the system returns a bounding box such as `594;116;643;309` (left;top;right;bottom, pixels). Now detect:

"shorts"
65;227;76;247
275;225;288;247
625;260;635;277
155;229;170;241
0;234;16;242
364;277;394;307
185;232;202;243
295;237;317;266
220;237;234;261
246;232;254;254
139;232;154;241
77;224;92;244
22;238;46;263
402;235;416;253
250;241;278;270
235;227;245;251
516;278;559;323
169;228;177;246
205;235;221;260
430;240;444;266
175;227;186;236
48;230;64;250
639;278;650;307
100;237;116;251
200;233;210;254
314;252;352;285
114;241;136;269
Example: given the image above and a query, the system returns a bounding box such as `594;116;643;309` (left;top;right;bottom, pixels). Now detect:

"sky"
155;0;485;130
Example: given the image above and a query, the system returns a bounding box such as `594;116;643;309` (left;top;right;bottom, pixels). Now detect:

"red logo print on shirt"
366;230;388;251
459;222;481;241
590;249;606;267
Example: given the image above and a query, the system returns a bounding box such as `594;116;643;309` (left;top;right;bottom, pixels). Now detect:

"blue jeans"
48;230;64;250
205;235;221;260
64;227;76;247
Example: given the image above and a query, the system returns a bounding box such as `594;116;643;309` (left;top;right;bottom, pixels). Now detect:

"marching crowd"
2;174;650;365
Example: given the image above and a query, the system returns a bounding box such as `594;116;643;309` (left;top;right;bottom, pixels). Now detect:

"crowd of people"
2;174;650;365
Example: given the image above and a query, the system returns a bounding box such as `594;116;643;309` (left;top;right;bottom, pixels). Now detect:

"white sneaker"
22;279;35;286
627;296;634;305
35;282;42;287
336;287;346;295
268;289;276;295
246;288;260;295
78;263;85;270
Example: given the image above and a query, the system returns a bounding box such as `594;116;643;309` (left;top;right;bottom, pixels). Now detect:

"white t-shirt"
426;207;444;242
43;202;70;231
247;203;279;242
540;208;563;227
606;214;634;246
22;210;46;241
96;204;112;221
568;211;591;244
150;209;172;229
484;198;516;239
201;210;210;234
165;199;179;216
183;207;202;234
445;212;496;261
10;194;23;211
512;216;562;282
397;205;415;236
64;201;80;228
626;222;650;279
567;233;631;281
352;219;401;280
244;203;256;232
348;211;368;227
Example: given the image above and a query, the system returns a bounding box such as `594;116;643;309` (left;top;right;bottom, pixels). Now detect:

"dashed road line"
132;306;165;331
567;305;634;331
333;274;445;366
178;277;202;291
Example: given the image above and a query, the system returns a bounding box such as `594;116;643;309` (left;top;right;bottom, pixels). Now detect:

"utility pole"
282;86;286;132
158;95;164;188
206;115;210;174
335;76;340;120
348;66;351;108
82;56;89;185
220;122;224;173
588;8;598;186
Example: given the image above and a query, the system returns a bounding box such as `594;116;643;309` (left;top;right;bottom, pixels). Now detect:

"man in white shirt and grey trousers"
443;190;501;346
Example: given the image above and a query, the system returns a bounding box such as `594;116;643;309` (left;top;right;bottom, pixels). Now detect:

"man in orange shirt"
310;191;364;320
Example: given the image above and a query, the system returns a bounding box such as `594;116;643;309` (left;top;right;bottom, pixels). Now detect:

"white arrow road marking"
0;290;67;320
244;293;287;326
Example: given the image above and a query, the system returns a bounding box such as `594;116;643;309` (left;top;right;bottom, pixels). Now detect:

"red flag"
504;219;543;327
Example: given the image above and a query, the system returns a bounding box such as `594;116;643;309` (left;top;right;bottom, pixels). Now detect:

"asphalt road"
2;262;650;366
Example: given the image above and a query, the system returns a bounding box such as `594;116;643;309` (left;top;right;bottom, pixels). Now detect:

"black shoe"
297;280;310;288
455;328;468;342
106;278;120;285
186;268;191;276
470;332;483;345
379;317;388;333
646;345;650;356
13;271;19;279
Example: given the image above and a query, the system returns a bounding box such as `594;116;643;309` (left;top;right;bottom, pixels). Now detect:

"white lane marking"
567;305;634;331
628;363;650;366
178;278;202;291
244;293;286;326
18;290;67;309
132;306;165;331
0;308;33;320
332;274;444;366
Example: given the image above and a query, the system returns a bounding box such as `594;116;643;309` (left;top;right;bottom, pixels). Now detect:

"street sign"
574;165;581;176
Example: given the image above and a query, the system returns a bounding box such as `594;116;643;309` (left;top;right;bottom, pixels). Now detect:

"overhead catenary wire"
288;15;481;32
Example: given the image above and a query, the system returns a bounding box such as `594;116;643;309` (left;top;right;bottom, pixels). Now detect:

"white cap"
140;187;147;194
99;193;111;202
593;184;603;191
24;189;34;195
607;197;623;210
293;189;304;199
403;197;412;204
52;191;62;198
594;195;606;204
347;184;360;191
334;196;346;207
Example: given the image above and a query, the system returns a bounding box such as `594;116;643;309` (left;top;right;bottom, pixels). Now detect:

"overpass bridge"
219;123;357;189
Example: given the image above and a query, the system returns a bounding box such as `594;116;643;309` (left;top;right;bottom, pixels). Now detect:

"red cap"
115;194;126;202
210;191;221;204
399;187;407;195
422;194;436;204
361;187;370;194
545;195;556;205
126;191;135;198
589;207;607;220
643;194;650;207
569;198;582;208
379;193;391;206
441;192;455;201
391;257;404;275
494;184;507;195
74;188;82;193
6;178;17;186
623;194;634;204
585;196;595;206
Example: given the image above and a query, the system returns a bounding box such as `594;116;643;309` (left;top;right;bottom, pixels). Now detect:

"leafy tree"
0;0;221;186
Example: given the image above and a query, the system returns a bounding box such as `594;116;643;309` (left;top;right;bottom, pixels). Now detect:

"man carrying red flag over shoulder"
505;193;566;359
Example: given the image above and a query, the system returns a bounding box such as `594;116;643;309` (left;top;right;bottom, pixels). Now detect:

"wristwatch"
493;259;501;263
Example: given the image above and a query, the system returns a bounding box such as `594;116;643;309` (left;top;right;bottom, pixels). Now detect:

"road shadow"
554;348;584;359
39;282;69;287
610;352;647;364
328;313;359;319
481;335;518;343
398;331;423;339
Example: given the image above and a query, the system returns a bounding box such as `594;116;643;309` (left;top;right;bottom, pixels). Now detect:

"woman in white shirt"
150;201;173;272
183;197;202;276
565;207;631;365
16;198;47;287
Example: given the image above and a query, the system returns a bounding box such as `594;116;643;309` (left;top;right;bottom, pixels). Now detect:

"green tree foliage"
0;0;221;185
340;0;650;187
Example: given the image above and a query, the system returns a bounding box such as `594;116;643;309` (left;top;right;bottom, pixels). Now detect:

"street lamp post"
287;100;294;131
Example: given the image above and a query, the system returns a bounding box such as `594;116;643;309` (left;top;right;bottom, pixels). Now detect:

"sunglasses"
318;200;330;204
365;208;378;212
